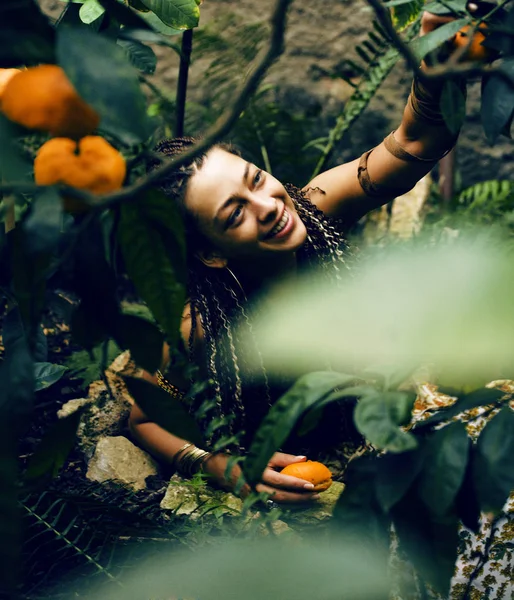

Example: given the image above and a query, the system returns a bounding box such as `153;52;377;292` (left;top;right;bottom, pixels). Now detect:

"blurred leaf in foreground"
244;231;514;389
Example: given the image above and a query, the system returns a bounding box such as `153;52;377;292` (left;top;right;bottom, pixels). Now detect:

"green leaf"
118;200;186;346
118;39;157;74
112;314;164;373
34;362;67;392
375;446;426;512
22;189;63;255
423;1;468;15
409;18;469;60
0;0;55;67
123;376;203;445
391;490;459;595
391;0;424;32
57;26;152;145
354;391;417;453
455;449;480;532
138;10;185;35
65;341;122;389
417;387;505;429
473;406;514;513
417;422;469;515
0;115;33;184
244;372;359;485
440;79;466;135
24;410;83;481
333;456;390;560
481;61;514;145
79;0;106;24
138;0;200;30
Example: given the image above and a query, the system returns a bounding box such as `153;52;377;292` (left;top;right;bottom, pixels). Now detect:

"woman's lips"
266;208;294;240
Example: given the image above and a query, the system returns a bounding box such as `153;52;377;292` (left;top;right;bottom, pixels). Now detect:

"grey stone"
86;436;158;491
279;481;346;526
160;475;244;519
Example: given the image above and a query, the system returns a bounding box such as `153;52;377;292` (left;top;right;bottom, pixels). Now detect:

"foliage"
1;0;514;596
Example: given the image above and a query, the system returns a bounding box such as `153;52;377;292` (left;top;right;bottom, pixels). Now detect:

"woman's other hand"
420;2;478;36
203;451;320;504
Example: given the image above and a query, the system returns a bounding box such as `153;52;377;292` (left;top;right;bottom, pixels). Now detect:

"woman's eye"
227;205;243;228
253;170;263;186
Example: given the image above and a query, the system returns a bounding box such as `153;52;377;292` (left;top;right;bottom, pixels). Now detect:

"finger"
262;468;316;491
468;3;478;13
256;483;320;504
268;452;306;469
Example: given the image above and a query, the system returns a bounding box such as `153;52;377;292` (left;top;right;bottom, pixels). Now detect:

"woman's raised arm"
305;11;468;226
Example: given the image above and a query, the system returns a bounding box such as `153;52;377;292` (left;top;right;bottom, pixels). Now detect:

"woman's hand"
420;2;478;37
203;452;320;504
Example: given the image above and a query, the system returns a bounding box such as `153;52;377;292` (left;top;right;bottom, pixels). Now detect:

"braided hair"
152;138;351;451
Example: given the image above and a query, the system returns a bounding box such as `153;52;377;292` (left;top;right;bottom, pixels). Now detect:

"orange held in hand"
452;23;492;62
0;68;21;99
34;136;126;213
1;65;99;138
280;460;333;492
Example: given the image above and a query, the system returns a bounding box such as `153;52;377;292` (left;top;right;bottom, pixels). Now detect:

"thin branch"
175;28;194;137
366;0;514;83
93;0;293;209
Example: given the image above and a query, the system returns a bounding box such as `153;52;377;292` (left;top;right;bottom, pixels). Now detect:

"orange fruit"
0;68;21;99
1;65;99;139
453;23;492;62
280;460;333;492
34;136;126;213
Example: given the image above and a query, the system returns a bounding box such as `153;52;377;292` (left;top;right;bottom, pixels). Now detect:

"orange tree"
0;0;514;597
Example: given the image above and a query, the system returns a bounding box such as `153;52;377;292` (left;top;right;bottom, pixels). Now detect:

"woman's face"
185;148;308;264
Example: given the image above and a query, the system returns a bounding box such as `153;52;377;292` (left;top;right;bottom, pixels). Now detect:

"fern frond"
459;179;514;212
310;18;420;178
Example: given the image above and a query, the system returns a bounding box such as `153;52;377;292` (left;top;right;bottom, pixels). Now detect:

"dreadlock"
151;138;352;452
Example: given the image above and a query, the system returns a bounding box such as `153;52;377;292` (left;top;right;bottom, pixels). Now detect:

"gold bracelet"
176;446;212;478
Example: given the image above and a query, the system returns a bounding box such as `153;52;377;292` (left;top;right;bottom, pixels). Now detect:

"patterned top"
392;380;514;600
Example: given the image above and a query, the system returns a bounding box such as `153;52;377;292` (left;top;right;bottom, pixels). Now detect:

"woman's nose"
253;195;278;223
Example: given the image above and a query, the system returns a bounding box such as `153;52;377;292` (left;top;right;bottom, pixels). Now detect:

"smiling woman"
129;10;471;506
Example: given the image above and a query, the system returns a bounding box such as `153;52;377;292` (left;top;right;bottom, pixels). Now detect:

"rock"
59;351;138;460
86;436;158;491
279;481;346;526
160;475;244;519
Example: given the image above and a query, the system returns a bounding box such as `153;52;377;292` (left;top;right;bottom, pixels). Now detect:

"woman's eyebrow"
214;162;251;222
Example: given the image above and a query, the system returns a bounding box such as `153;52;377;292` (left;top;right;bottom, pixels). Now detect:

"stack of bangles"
173;442;212;477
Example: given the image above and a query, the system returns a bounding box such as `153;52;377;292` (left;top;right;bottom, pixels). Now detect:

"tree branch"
366;0;514;83
96;0;293;209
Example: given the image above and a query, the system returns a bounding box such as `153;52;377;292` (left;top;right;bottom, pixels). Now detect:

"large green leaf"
244;372;358;485
118;39;157;74
391;490;459;595
409;17;469;60
440;79;466;135
22;189;63;255
473;406;514;513
481;60;514;145
24;409;83;482
138;0;200;30
390;0;424;31
417;422;469;515
123;376;203;445
79;0;106;24
112;314;164;373
375;446;426;512
0;0;55;67
57;26;152;145
354;391;417;453
34;362;67;392
423;1;468;15
455;449;480;533
118;202;186;347
333;456;390;559
0;115;33;184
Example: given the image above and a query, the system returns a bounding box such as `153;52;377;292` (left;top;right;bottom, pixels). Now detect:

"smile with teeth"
267;209;290;238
